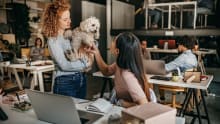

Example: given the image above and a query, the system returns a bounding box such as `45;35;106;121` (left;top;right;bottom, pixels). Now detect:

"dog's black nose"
92;24;95;27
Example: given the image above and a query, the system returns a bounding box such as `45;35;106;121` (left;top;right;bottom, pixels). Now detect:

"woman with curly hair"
42;0;91;98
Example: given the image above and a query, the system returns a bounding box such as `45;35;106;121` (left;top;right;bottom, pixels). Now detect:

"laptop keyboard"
80;118;89;124
150;76;172;81
77;110;103;124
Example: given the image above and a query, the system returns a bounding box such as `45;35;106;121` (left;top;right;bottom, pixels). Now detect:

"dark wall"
70;0;82;28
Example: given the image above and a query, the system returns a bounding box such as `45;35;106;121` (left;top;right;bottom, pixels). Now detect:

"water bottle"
164;42;168;49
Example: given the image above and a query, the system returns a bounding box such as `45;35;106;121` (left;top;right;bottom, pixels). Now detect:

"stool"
159;85;185;108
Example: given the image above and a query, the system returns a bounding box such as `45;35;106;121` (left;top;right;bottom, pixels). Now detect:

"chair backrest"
21;48;30;59
44;47;50;58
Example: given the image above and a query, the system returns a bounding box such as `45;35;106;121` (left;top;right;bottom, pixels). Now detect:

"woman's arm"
87;44;115;76
48;39;88;71
120;98;148;108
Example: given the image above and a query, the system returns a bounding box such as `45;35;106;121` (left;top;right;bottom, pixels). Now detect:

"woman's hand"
84;43;99;55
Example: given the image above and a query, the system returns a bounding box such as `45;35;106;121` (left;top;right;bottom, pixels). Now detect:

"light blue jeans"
53;72;86;99
149;9;161;25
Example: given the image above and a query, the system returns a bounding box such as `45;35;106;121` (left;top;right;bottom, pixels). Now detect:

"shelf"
0;7;12;10
111;28;220;36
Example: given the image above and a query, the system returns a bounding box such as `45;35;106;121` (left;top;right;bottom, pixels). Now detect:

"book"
86;98;112;113
121;102;176;124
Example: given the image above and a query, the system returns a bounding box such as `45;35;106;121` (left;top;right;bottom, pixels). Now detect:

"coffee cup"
153;45;158;49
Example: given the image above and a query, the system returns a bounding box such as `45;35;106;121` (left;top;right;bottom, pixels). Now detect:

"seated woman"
141;40;151;60
30;38;45;61
88;32;156;108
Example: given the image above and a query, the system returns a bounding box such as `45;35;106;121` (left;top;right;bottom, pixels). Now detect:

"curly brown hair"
42;0;70;38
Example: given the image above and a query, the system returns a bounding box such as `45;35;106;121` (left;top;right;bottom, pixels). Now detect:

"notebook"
86;98;112;113
25;89;103;124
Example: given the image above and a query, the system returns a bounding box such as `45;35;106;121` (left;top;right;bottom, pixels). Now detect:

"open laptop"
25;89;103;124
143;60;167;75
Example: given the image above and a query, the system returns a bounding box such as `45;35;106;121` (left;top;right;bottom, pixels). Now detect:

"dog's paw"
64;29;73;40
64;49;79;61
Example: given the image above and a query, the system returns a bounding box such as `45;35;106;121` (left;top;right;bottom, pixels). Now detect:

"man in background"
141;40;151;60
160;36;198;100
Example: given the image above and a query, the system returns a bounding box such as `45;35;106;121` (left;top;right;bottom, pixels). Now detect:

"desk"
92;72;114;98
149;75;213;124
0;61;55;92
144;1;197;29
0;96;185;124
93;71;213;124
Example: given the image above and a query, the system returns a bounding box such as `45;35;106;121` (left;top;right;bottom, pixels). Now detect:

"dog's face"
80;17;100;39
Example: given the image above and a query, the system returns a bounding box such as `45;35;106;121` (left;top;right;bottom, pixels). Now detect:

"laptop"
25;89;103;124
143;60;167;75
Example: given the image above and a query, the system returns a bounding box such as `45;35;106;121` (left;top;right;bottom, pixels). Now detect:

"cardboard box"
121;102;176;124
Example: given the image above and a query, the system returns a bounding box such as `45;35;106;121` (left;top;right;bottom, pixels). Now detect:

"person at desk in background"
87;32;156;108
141;40;151;60
165;36;198;72
42;0;92;98
160;36;198;100
135;0;161;29
147;0;161;29
30;37;44;61
186;0;214;28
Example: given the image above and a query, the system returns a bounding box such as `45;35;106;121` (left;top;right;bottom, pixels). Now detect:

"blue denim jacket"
165;50;198;72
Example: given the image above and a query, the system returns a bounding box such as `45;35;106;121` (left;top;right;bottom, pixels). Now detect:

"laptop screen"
25;89;102;124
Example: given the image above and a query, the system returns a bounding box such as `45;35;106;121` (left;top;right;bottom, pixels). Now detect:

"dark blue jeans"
53;72;86;99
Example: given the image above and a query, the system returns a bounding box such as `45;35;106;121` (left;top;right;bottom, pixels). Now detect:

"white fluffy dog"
64;17;100;71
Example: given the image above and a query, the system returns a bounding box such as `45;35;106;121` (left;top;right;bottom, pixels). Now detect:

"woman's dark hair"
35;37;43;47
178;35;196;49
115;32;151;101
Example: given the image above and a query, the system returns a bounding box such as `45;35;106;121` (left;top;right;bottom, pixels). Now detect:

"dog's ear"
80;20;90;32
64;29;73;40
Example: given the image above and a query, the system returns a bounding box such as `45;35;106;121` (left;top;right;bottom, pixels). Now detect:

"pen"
16;93;20;102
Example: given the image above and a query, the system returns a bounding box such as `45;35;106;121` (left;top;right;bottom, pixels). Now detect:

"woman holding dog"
87;32;156;107
42;0;91;98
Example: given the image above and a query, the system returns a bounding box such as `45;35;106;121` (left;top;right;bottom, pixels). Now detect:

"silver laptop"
143;60;167;75
25;89;102;124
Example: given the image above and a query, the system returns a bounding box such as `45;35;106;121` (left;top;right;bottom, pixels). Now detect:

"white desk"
0;61;55;92
148;75;213;90
93;72;114;98
0;97;185;124
149;75;213;124
144;1;197;29
0;99;122;124
146;48;218;55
